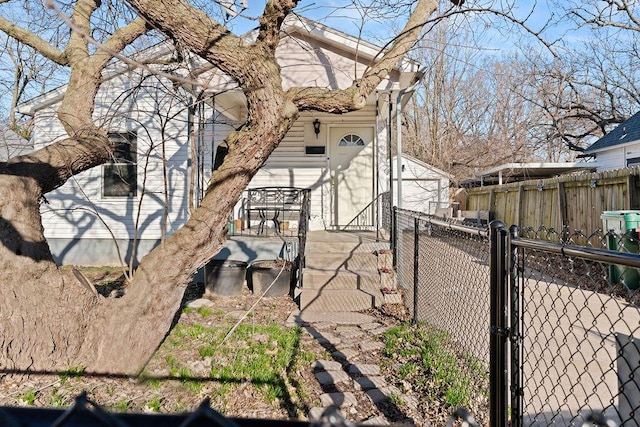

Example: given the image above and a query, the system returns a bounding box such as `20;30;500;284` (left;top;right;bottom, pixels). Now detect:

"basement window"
103;132;137;197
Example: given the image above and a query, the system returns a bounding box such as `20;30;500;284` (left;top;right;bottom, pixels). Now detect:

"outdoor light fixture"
313;119;321;138
590;179;597;188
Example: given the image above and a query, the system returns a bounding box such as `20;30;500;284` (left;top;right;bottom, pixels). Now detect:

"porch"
208;228;393;313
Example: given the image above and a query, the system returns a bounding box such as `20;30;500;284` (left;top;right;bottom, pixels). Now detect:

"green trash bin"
601;210;640;290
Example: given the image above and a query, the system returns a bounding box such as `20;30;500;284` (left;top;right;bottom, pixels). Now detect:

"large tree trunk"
0;0;440;375
0;66;296;375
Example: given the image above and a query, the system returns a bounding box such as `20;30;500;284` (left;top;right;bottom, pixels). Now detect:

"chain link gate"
393;209;639;427
493;222;640;427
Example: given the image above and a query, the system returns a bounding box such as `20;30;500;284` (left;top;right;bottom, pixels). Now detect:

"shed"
392;154;451;214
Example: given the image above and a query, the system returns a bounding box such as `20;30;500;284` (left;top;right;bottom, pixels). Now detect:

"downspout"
375;91;380;242
388;93;394;233
187;97;196;214
211;95;216;171
396;66;427;211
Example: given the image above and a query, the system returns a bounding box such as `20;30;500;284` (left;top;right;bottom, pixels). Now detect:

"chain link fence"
393;208;491;366
510;226;640;427
0;393;381;426
393;208;640;427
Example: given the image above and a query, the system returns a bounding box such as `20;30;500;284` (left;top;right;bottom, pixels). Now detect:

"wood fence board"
466;167;640;233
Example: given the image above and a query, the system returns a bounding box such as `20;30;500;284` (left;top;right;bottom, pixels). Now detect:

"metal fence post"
490;220;509;427
392;206;398;268
413;216;419;324
509;225;523;427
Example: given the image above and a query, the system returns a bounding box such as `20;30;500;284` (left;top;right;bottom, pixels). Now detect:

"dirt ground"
0;279;431;425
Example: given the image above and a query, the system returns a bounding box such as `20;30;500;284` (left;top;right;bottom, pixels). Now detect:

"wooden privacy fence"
465;167;640;233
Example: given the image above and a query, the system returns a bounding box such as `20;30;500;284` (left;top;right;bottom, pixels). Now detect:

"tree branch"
256;0;299;53
124;0;249;82
0;15;67;65
289;0;439;112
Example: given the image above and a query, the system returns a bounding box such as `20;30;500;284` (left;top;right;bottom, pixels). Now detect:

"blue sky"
220;0;598;60
0;0;604;120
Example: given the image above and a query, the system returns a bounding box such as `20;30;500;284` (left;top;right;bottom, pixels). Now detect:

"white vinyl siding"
227;108;384;225
29;24;400;247
38;73;192;241
276;36;397;91
391;155;451;214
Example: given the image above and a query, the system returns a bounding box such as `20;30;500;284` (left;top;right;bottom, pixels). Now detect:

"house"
17;16;423;266
0;125;31;161
391;154;451;214
582;110;640;171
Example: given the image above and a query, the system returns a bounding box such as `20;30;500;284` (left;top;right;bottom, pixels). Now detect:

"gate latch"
490;325;510;337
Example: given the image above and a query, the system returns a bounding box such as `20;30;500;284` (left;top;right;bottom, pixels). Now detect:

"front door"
329;127;374;227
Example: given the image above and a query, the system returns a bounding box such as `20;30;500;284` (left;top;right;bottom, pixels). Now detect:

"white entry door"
329;127;374;227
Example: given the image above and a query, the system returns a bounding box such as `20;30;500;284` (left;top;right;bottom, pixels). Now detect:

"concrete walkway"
286;310;419;425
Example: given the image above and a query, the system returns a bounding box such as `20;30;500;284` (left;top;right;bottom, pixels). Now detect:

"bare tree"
0;0;460;374
517;0;640;151
403;22;553;184
402;0;640;181
0;2;68;132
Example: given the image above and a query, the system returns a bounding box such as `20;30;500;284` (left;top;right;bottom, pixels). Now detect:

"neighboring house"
392;154;451;214
0;125;31;161
583;110;640;171
17;16;422;266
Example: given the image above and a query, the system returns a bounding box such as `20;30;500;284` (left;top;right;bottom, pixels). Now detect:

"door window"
338;134;364;147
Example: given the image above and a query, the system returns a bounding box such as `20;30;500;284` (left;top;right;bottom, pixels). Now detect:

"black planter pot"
204;259;248;296
249;260;294;297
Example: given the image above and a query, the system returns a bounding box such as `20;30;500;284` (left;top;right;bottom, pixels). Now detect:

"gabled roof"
18;15;421;117
584;111;640;154
277;15;421;74
17;41;177;116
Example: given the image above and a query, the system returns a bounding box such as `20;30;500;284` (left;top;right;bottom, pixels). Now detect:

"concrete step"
302;269;379;289
301;232;392;312
303;252;379;271
298;288;384;312
305;241;387;254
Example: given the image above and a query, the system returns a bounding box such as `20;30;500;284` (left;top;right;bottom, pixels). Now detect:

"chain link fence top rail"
0;394;385;426
394;210;639;427
394;208;491;367
511;226;640;427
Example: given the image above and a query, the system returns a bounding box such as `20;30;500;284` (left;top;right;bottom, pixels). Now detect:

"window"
338;134;364;146
627;157;640;167
103;132;137;197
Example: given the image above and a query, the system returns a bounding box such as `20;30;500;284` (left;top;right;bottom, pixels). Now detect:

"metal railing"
296;188;310;287
393;208;640;427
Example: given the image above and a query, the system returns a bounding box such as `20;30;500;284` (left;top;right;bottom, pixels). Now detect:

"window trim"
102;131;137;198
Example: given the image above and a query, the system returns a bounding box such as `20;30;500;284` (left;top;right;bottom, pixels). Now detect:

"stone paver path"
286;310;417;425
